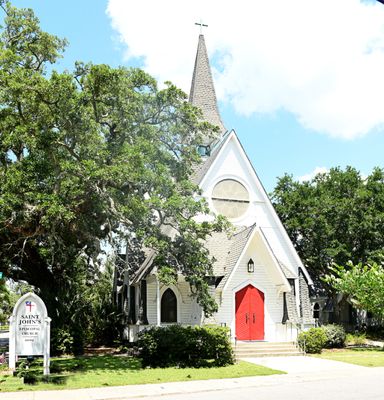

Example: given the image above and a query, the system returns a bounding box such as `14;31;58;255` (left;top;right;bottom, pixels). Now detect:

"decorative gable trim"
256;228;291;293
199;129;313;285
199;130;235;188
221;227;291;294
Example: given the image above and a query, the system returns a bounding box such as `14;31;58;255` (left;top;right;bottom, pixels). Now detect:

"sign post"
9;292;51;375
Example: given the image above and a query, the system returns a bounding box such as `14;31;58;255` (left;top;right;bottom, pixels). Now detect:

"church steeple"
189;34;226;143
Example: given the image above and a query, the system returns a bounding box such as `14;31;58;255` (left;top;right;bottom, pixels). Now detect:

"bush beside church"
298;324;347;353
137;325;234;368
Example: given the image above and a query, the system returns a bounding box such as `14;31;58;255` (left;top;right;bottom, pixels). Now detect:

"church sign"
9;293;51;375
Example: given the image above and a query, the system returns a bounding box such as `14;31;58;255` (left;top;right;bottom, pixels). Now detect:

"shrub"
137;325;234;368
298;327;327;354
51;325;87;356
346;332;366;346
15;358;42;384
51;328;74;356
321;324;346;348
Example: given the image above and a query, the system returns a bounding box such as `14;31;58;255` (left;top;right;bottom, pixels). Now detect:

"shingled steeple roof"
189;35;226;142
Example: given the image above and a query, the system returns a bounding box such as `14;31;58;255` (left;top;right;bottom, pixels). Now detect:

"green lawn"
314;348;384;367
0;355;284;392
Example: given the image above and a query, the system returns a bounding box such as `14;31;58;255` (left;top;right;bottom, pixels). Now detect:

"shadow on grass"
346;347;384;353
51;355;142;375
8;355;142;386
15;374;72;386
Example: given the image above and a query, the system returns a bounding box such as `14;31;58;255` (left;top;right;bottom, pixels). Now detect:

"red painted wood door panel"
235;285;264;340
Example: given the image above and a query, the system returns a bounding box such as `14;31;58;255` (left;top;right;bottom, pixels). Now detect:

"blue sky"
8;0;384;192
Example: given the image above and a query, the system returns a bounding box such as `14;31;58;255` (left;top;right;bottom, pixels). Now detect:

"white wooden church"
114;34;314;343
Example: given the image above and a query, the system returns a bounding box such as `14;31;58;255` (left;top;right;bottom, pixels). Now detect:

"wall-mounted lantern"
247;258;254;273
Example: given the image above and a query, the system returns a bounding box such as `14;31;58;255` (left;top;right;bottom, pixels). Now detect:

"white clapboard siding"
146;276;202;325
213;234;286;342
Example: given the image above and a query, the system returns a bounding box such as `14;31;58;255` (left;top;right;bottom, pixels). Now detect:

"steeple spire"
189;34;226;143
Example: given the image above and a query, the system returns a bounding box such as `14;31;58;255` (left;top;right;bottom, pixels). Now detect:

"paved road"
146;369;384;400
0;356;383;400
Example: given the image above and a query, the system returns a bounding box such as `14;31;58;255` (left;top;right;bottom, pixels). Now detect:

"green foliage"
0;2;227;352
51;328;74;356
298;327;327;354
272;167;384;290
137;325;234;368
0;279;11;323
83;261;122;346
1;282;34;324
346;332;367;346
321;324;346;348
325;262;384;319
48;260;121;354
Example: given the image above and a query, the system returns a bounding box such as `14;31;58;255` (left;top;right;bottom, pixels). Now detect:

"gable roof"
204;224;256;278
278;260;298;279
129;225;177;285
210;224;290;291
189;34;226;142
129;224;254;286
130;250;156;285
129;222;295;295
197;130;313;285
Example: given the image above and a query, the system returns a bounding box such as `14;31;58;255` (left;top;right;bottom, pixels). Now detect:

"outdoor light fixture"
247;258;254;273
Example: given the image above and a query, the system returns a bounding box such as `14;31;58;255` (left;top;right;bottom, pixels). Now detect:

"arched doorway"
235;284;264;340
161;288;177;323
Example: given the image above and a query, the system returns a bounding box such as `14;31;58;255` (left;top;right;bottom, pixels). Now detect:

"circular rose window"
212;179;250;219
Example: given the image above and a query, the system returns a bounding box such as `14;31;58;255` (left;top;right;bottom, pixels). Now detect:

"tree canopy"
0;277;11;324
271;166;384;291
0;1;226;345
325;261;384;319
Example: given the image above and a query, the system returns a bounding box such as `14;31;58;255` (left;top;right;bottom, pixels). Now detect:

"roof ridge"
232;223;257;238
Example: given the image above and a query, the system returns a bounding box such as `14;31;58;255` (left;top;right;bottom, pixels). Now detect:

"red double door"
235;284;264;340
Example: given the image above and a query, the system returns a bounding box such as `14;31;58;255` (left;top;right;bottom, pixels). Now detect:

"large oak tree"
0;1;225;346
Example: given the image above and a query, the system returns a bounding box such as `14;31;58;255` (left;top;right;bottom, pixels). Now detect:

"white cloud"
297;167;329;182
107;0;384;140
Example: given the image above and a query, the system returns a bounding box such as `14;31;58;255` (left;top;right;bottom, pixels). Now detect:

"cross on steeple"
195;20;208;34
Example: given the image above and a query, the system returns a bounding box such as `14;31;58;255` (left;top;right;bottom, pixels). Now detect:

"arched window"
313;302;320;319
161;289;177;323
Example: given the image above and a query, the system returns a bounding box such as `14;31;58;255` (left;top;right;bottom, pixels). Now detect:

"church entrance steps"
233;341;304;358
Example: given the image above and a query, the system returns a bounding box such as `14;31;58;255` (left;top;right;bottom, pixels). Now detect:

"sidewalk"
242;354;364;376
0;356;379;400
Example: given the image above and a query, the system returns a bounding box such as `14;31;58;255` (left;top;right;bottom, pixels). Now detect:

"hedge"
137;325;234;368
